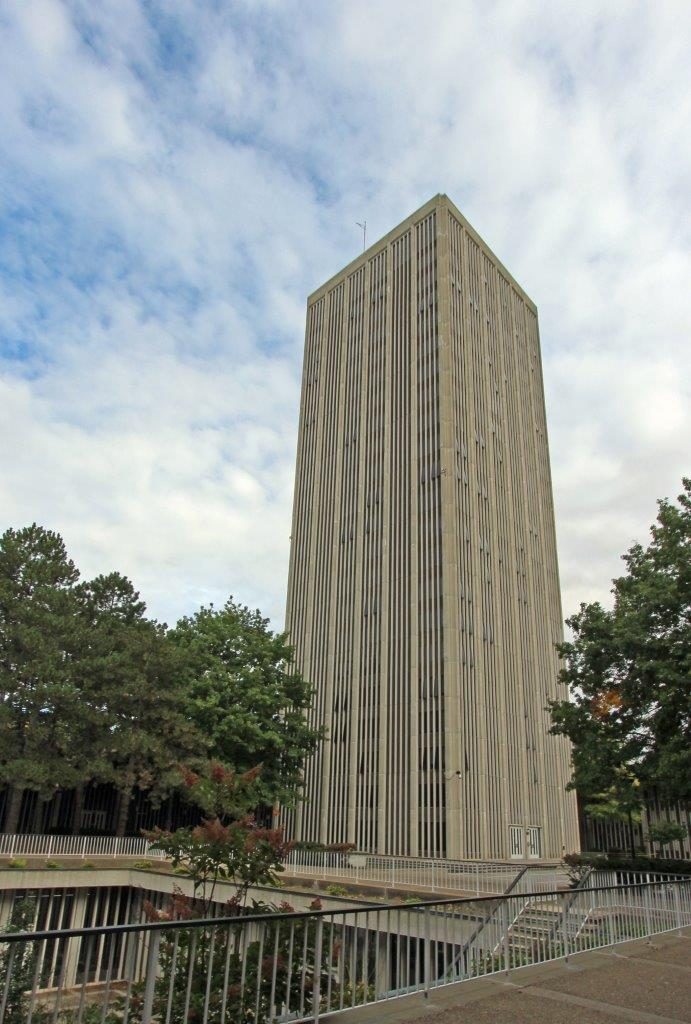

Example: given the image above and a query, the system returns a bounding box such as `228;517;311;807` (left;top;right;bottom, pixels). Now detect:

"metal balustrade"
2;838;563;888
590;868;689;887
1;879;688;1023
0;834;166;861
282;849;563;895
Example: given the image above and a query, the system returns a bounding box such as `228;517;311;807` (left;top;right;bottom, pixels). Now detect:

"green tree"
550;479;691;832
647;821;687;857
0;526;201;835
76;572;201;835
170;600;322;810
0;526;88;832
1;527;322;837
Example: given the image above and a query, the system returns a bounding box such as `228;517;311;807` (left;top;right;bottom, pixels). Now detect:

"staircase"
460;867;607;975
503;896;605;963
507;898;562;956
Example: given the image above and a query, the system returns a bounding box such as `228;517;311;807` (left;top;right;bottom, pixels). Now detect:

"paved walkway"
328;929;691;1024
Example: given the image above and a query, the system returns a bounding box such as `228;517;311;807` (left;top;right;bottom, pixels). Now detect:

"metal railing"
1;879;689;1023
0;834;166;861
590;867;689;887
283;849;562;895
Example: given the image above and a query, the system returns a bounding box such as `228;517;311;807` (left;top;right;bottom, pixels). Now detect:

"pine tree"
75;572;200;835
0;526;86;832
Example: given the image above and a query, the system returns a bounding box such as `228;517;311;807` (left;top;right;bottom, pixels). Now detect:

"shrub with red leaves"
146;811;293;916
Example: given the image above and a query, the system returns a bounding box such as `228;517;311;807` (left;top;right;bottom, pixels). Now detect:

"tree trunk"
115;791;131;837
49;790;63;832
3;786;24;834
627;810;636;860
71;785;85;835
31;794;46;834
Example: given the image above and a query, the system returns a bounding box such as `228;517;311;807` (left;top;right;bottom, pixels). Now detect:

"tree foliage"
647;821;687;856
549;479;691;815
76;572;200;831
170;600;322;808
0;527;198;831
0;526;84;796
0;526;320;832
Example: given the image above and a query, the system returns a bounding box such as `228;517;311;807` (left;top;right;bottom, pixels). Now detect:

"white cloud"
0;0;689;632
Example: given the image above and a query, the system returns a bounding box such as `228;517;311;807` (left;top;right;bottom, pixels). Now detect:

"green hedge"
291;841;356;854
572;852;691;876
605;855;691;876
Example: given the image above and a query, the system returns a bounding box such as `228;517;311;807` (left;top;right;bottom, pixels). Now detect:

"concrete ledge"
0;866;368;914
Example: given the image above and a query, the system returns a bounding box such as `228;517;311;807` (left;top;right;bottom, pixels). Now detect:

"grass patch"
325;884;349;897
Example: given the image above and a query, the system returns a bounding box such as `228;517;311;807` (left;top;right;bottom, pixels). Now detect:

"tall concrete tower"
285;194;579;861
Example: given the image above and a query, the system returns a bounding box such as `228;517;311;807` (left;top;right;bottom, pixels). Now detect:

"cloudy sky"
1;0;689;629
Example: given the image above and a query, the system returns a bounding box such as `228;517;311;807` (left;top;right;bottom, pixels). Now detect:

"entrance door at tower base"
510;824;524;858
509;824;543;859
527;826;543;859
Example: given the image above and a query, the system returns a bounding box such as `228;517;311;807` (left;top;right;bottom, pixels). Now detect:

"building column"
61;887;88;988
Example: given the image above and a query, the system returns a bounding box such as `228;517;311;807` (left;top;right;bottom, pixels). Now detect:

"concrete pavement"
328;929;691;1024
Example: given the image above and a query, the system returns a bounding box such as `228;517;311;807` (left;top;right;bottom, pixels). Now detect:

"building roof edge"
307;193;537;314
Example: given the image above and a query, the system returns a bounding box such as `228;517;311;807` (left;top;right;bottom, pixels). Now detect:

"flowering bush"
178;760;263;819
146;813;293;915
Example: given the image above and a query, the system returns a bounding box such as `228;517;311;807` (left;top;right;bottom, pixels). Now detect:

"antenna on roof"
356;220;367;252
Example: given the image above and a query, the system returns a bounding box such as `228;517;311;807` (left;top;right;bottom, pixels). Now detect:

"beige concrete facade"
285;194;580;861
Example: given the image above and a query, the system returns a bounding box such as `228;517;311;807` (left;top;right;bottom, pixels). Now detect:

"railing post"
141;929;161;1024
424;907;431;997
605;884;615;949
674;884;683;937
312;917;324;1022
561;891;570;964
644;882;654;941
375;922;388;997
502;899;511;976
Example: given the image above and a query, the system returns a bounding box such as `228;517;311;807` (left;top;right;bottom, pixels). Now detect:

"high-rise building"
285;194;579;861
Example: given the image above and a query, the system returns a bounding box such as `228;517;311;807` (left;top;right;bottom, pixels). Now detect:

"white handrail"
282;849;563;894
0;833;166;860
